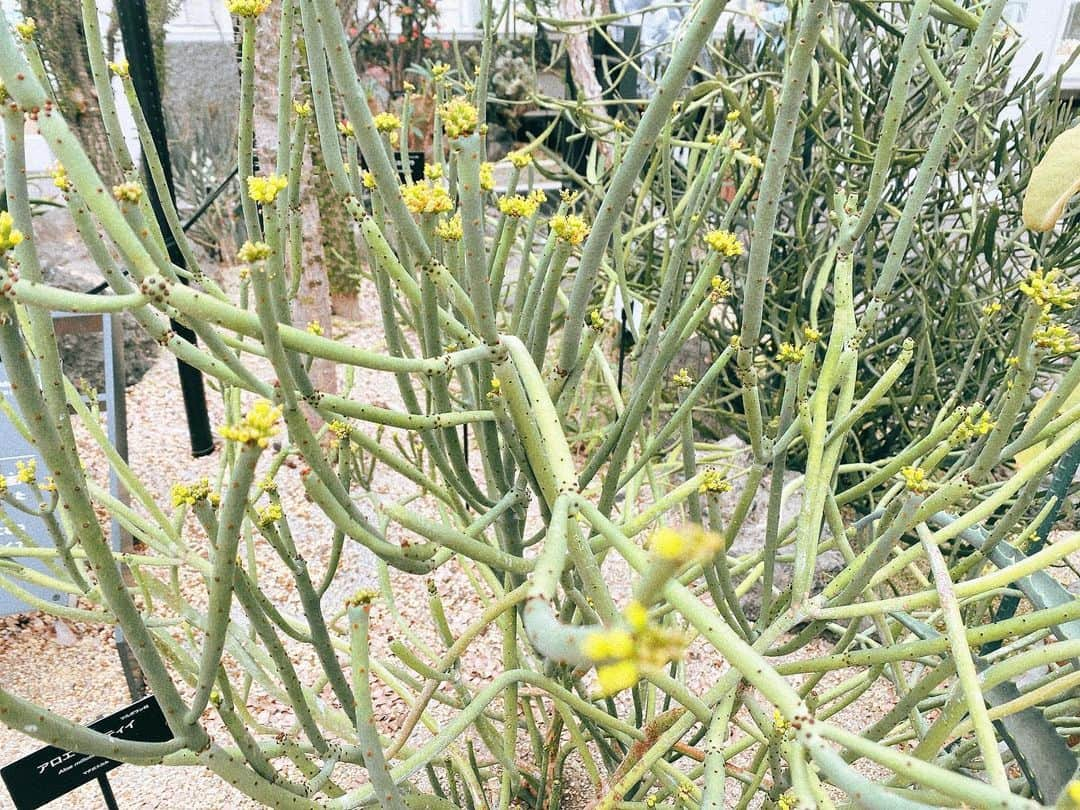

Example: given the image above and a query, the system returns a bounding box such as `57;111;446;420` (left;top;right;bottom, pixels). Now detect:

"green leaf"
1024;125;1080;232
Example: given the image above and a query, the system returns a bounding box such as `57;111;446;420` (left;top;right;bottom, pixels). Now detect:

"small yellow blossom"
108;60;129;78
587;308;605;332
953;409;995;442
699;468;732;495
401;181;453;215
258;475;278;494
50;163;69;193
431;62;451;80
778;342;805;365
219;399;282;448
479;162;495;192
226;0;272;17
373;112;400;134
1020;268;1078;312
507;149;532;169
247;174;288;204
748;154;763;169
982;301;1002;316
487;377;502;401
338;119;355;137
112;182;142;203
672;368;694;388
435;212;463;241
171;478;216;507
256;502;283;527
901;466;931;494
803;326;821;342
0;211;24;254
15;18;36;41
706;133;723;145
441;97;479;139
584;601;689;696
306;321;323;336
293;101;312;118
703;229;743;257
15;459;35;485
649;524;724;564
362;171;377;190
1034;321;1080;354
424;163;444;180
551;214;589;245
497;194;539;218
725;109;740;122
710;276;732;301
559;189;577;205
237;240;272;263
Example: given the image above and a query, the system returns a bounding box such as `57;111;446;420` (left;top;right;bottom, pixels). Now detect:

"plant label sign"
1;695;172;809
0;361;67;615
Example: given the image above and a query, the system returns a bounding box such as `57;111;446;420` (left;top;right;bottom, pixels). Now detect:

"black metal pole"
115;0;214;457
97;775;120;810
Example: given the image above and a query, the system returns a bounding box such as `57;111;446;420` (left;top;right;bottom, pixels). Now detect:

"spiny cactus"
0;1;1078;808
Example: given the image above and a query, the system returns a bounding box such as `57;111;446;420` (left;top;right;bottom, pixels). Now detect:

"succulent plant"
0;1;1077;808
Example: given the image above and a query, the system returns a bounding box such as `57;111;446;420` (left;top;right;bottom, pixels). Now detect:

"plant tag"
1;695;171;810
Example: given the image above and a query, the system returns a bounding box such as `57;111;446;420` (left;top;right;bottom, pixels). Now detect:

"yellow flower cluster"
50;163;69;193
293;101;312;118
649;524;725;565
952;408;995;442
0;211;24;254
108;60;129;78
777;342;805;365
435;212;463;241
588;308;606;332
373;112;401;134
497;193;540;218
982;301;1002;316
347;588;380;607
441;97;479;139
258;475;278;494
710;276;732;301
479;162;495;192
226;0;272;17
306;321;323;336
698;468;732;495
401;181;453;215
15;18;36;41
256;502;283;527
338;119;355;137
802;325;821;342
219;399;282;447
583;601;688;695
507;149;532;169
362;171;377;190
247;174;288;204
703;229;743;257
1020;268;1077;312
170;478;218;507
112;182;143;203
237;240;272;263
424;163;444;180
15;459;35;485
1034;322;1080;355
900;466;931;494
671;367;694;388
551;214;589;245
431;62;451;80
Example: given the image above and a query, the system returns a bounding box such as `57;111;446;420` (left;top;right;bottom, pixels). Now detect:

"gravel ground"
3;269;1050;808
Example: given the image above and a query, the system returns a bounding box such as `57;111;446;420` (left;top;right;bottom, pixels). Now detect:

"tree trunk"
22;0;119;186
559;0;612;163
253;5;338;403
